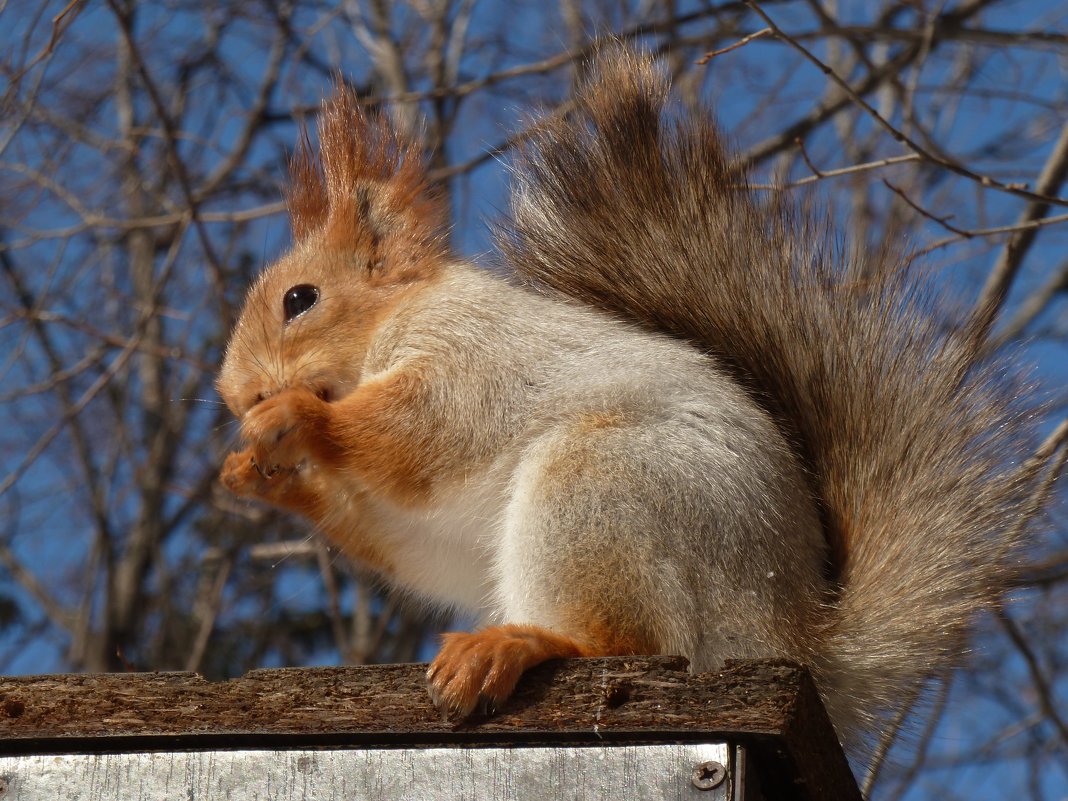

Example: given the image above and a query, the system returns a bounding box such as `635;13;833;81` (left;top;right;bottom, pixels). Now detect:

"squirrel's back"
498;48;1038;740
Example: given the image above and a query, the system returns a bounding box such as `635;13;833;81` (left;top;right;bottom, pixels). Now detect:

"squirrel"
217;48;1037;748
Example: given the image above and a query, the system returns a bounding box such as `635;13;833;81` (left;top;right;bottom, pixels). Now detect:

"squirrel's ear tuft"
286;81;449;275
286;126;328;242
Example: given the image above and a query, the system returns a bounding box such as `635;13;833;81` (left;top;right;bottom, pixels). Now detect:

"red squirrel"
218;49;1036;748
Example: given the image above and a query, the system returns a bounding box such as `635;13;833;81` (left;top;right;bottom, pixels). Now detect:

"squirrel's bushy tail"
498;48;1037;741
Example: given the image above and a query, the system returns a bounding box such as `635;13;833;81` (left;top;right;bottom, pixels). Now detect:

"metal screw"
691;760;726;791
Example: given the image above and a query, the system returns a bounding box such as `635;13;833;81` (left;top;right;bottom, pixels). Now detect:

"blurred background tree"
1;1;1066;798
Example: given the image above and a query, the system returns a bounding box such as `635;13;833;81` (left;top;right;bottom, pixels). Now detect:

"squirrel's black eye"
283;284;319;323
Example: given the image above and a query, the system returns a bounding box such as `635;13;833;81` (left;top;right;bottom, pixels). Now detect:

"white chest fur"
366;462;515;615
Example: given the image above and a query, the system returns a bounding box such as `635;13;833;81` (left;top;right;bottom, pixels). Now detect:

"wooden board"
0;657;860;801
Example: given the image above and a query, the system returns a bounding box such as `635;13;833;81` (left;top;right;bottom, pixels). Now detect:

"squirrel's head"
217;85;447;419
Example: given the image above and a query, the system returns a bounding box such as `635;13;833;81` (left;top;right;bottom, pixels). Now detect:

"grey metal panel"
0;743;730;801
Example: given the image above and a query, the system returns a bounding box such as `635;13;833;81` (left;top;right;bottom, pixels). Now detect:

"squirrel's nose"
245;386;281;415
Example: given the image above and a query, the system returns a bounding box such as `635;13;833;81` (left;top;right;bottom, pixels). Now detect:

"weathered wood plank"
0;657;860;801
1;743;736;801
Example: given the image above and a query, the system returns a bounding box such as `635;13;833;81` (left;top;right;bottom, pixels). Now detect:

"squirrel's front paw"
426;629;527;719
221;449;257;497
221;447;319;512
426;625;587;720
221;448;282;498
241;387;332;472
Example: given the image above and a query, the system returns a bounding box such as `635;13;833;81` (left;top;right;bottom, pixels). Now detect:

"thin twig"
748;153;922;189
883;179;969;236
966;121;1068;351
988;259;1068;351
861;680;926;798
745;1;1068;208
905;211;1068;261
794;136;825;178
0;332;143;498
185;555;232;673
0;202;287;251
7;0;86;82
318;542;351;663
695;27;771;64
106;0;234;324
992;417;1068;567
0;543;78;630
997;609;1068;748
885;672;955;798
